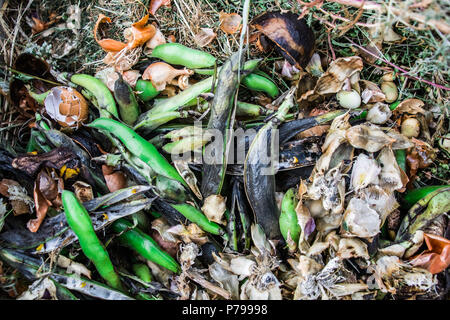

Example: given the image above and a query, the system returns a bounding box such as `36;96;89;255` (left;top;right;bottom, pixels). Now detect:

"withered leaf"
252;11;315;68
12;147;78;176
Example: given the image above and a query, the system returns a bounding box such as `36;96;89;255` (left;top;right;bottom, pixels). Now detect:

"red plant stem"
345;37;450;91
328;32;336;60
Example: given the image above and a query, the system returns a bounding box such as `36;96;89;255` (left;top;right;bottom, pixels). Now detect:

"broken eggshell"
251;11;315;68
44;86;88;128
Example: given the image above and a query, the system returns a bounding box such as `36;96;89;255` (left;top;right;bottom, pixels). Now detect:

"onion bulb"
381;81;398;103
401;117;420;138
142;62;192;91
336;89;361;109
44;86;88;128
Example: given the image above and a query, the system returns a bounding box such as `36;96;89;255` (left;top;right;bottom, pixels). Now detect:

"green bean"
135;79;159;102
279;188;301;246
132;263;152;283
112;219;180;273
114;73;140;125
151;43;216;69
170;203;223;236
242;73;279;98
62;190;124;291
70;74;119;118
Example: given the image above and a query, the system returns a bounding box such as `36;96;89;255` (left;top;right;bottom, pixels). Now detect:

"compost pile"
0;0;449;300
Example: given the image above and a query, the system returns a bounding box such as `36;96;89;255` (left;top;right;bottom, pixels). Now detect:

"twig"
345;37;450;91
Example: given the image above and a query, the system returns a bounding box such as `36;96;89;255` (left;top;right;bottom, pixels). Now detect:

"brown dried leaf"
102;165;127;193
73;181;94;203
410;233;450;274
251;11;315;68
0;179;30;216
314;56;363;95
12;147;77;176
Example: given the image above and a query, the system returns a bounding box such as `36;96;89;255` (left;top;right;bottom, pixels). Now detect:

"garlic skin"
367;102;392;124
341;198;380;238
336;89;361;109
201;194;227;225
350;153;380;191
44;86;88;127
142;62;193;91
401;118;420;138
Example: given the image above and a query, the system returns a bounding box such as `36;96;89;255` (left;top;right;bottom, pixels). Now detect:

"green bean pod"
403;185;450;209
242;73;279;98
163;136;210;154
135;110;188;132
88;117;187;188
394;149;407;172
132;263;152;283
135;79;159;102
236;101;265;117
151;43;216;69
70;74;119;118
279;188;301;246
114;74;140;125
112;219;180;273
170;203;223;235
62;190;124;291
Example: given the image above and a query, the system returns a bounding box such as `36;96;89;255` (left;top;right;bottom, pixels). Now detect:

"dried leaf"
346;123;395;152
410;233;450;274
251;11;315;68
314;56;363;95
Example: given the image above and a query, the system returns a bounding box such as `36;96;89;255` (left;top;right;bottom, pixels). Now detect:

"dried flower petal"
219;12;242;34
194;28;217;47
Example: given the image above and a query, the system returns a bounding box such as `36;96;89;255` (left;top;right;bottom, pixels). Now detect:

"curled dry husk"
314;56;363;95
94;14;155;52
251;11;315;68
360;80;386;104
369;256;436;295
341;198;380;238
377;147;408;192
410;233;450;274
201;194;227;225
350;153;380;191
29;168;63;232
346;123;395;153
0;179;32;216
144;28;166;54
142;62;193;91
44;86;88;128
